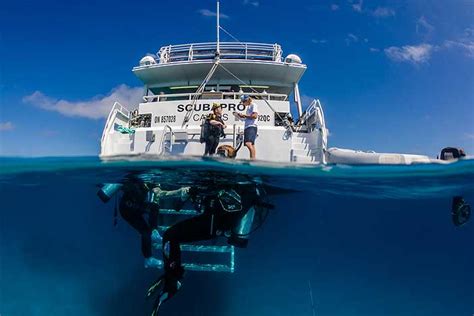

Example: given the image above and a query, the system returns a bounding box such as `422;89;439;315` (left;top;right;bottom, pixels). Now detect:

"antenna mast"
216;1;220;56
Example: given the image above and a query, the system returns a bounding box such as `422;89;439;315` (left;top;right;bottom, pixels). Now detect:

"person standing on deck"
237;95;258;159
203;103;226;156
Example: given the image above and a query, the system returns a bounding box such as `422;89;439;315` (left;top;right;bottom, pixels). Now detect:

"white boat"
100;4;464;165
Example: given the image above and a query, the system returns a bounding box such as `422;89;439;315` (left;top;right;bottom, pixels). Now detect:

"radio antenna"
216;1;220;56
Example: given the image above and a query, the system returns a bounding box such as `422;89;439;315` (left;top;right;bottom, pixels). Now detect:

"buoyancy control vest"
200;114;224;143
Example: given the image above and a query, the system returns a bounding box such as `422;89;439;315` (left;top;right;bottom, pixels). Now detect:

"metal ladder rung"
145;260;234;273
153;209;235;273
153;243;234;254
159;209;200;216
152;243;235;273
183;263;234;273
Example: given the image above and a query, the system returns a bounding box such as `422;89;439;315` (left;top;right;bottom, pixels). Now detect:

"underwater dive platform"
153;208;235;273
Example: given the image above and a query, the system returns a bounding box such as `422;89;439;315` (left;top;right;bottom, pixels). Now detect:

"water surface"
1;157;473;315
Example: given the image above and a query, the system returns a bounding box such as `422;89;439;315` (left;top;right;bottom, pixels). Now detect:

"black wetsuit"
119;186;158;259
161;187;259;279
204;114;224;156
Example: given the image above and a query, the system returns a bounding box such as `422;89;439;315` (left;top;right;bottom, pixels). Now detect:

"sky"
0;0;473;157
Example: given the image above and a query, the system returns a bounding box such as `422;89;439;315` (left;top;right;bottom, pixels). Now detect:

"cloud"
311;39;327;44
345;33;359;45
349;1;395;18
351;0;363;12
23;85;143;120
0;121;15;131
198;9;229;19
369;47;380;52
384;44;434;64
465;133;474;140
331;4;339;11
243;0;259;7
416;16;434;35
372;7;395;17
443;29;474;58
444;40;474;58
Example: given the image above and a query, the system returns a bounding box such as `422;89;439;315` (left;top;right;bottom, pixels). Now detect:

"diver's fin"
150;298;162;316
146;277;164;299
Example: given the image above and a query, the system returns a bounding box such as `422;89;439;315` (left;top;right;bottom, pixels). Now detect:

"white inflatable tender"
326;147;435;165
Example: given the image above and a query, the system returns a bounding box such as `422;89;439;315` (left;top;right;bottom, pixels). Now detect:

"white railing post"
189;44;193;61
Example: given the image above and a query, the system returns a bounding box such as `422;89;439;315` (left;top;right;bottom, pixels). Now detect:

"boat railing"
101;101;130;145
142;91;288;103
159;124;174;155
157;42;282;64
298;99;325;130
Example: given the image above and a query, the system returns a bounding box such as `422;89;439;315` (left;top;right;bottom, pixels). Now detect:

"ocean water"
1;157;473;316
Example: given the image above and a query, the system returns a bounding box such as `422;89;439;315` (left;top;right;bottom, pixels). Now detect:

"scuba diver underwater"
98;177;274;316
96;156;471;316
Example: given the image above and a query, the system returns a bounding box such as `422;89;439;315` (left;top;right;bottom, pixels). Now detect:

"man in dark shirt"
204;103;226;155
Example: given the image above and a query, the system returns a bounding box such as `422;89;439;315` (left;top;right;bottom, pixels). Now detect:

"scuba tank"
97;183;123;203
200;118;210;143
228;207;256;248
226;185;273;248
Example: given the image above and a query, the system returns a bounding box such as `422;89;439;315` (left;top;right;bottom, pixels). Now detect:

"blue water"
1;157;473;316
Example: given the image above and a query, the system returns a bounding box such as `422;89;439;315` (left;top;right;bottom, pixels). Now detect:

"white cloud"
345;33;359;45
443;29;474;58
198;9;229;19
331;4;339;11
243;0;259;7
444;40;474;58
384;44;434;64
311;39;327;44
23;85;143;120
348;33;358;41
369;47;380;52
416;16;434;35
0;121;15;131
372;7;395;17
352;0;363;12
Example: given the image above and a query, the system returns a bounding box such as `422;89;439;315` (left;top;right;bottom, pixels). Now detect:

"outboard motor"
439;147;466;161
452;196;471;227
